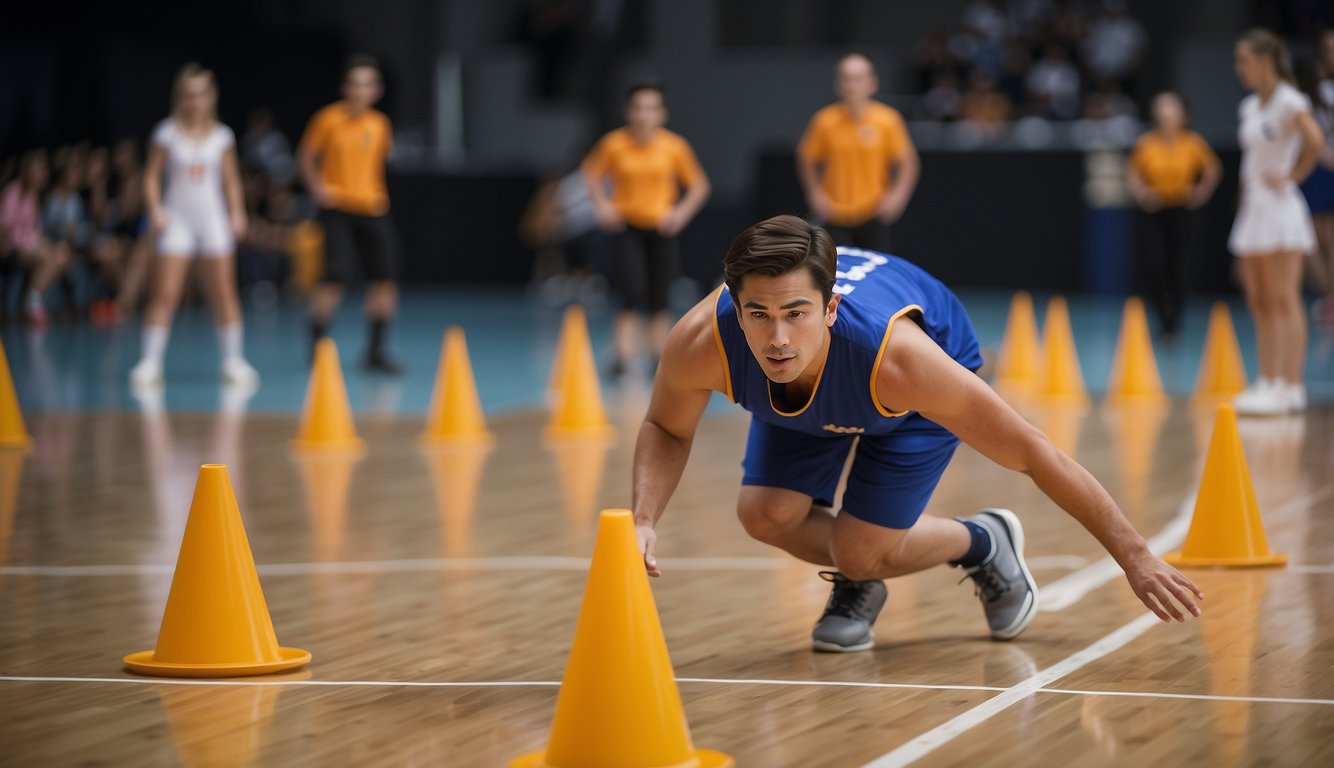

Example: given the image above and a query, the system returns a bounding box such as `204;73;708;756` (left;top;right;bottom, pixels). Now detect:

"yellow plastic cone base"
123;647;311;678
510;748;735;768
1163;552;1287;568
421;326;493;446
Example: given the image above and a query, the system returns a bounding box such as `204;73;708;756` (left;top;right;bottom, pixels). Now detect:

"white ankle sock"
217;322;244;361
141;325;170;366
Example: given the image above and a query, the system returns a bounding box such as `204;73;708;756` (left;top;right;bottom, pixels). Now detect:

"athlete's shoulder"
869;100;905;122
150;118;175;145
663;287;731;395
659;128;692;149
213;123;236;146
810;102;845;125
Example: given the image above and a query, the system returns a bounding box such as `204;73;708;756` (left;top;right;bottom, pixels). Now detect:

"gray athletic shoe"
811;571;887;652
958;509;1038;641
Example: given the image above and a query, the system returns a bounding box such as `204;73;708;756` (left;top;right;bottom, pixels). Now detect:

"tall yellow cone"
512;509;733;768
292;338;365;453
421;326;493;445
1165;404;1287;567
1193;302;1248;401
546;310;614;439
124;464;312;676
1037;296;1090;405
547;305;582;393
1106;297;1167;403
0;338;33;449
994;292;1042;394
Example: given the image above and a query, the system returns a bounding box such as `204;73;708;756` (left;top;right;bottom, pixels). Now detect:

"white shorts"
157;207;233;258
1229;184;1317;257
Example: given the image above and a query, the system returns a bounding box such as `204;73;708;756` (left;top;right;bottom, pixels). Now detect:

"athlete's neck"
843;99;870;119
785;327;832;402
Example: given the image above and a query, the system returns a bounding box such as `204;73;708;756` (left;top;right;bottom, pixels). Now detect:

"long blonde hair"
1239;28;1296;86
170;62;218;124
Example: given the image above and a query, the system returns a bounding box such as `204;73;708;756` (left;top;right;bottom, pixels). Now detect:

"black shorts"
821;217;891;253
614;226;677;313
319;209;399;284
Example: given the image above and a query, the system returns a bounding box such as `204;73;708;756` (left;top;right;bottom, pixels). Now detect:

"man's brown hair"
723;215;838;304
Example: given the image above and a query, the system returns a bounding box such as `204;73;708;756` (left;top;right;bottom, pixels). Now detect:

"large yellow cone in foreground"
124;464;311;676
1165;405;1287;568
292;338;365;453
1037;296;1090;405
1193;302;1248;401
1106;297;1167;404
0;338;32;449
422;326;492;445
546;309;614;439
512;510;733;768
994;291;1042;394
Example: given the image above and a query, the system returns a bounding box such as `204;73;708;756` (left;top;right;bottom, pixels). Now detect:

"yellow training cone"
1193;302;1248;401
1037;296;1090;405
546;310;614;439
422;326;493;445
994;291;1042;395
124;464;311;676
1165;404;1286;568
1106;297;1167;404
547;305;582;393
291;338;365;454
512;509;733;768
0;338;33;449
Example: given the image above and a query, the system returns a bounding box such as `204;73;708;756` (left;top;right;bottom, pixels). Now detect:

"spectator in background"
40;148;87;316
1026;44;1081;119
1082;0;1147;91
1126;92;1221;340
1301;28;1334;327
958;68;1012;140
798;52;919;252
241;108;294;186
0;150;64;325
85;145;124;323
917;70;962;122
911;26;960;93
583;82;710;377
298;55;403;373
1229;29;1326;415
520;161;611;309
110;138;153;313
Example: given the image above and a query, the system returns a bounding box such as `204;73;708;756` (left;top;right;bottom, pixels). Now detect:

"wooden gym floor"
2;392;1332;767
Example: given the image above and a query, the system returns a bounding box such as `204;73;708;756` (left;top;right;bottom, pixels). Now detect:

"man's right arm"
296;116;330;207
632;296;727;575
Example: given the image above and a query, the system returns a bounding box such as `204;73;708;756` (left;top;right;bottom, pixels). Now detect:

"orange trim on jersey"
871;304;924;418
711;285;735;402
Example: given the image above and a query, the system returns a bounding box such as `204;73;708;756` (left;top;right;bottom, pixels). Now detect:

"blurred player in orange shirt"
798;53;919;252
583;82;710;376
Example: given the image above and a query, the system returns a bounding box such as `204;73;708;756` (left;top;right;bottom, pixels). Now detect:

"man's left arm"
879;319;1203;622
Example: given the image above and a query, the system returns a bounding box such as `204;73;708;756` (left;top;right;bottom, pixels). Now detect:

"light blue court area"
4;289;1333;415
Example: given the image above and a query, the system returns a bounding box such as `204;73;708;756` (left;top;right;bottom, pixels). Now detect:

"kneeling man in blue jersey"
633;215;1203;651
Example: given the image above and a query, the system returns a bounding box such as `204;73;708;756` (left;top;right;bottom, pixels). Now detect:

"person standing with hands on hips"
583;82;710;377
798;52;919;252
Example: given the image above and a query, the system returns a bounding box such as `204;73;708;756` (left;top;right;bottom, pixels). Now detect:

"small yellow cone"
291;338;365;454
0;338;33;450
124;464;312;677
1037;296;1090;405
994;292;1042;395
546;310;614;439
512;510;733;768
1193;302;1248;401
547;306;582;393
1165;404;1287;568
422;327;493;445
1106;297;1167;404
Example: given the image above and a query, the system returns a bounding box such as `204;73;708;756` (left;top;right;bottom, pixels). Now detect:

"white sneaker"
1284;382;1307;413
129;358;163;388
220;356;260;388
1234;378;1286;416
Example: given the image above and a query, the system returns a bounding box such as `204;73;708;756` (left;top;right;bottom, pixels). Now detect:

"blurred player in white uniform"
129;63;257;389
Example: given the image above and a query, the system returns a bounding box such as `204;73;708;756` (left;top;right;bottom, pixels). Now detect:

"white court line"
0;556;789;577
1023;554;1090;571
1040;483;1334;612
1290;564;1334;574
5;672;1329;707
860;612;1162;768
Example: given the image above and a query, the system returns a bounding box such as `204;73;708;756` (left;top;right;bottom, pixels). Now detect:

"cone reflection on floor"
1198;572;1268;766
423;444;491;557
0;450;25;579
547;305;582;394
1106;297;1167;404
291;338;365;454
1103;401;1169;517
512;510;733;768
548;437;612;527
546;308;614;439
156;676;300;768
294;452;361;562
1036;404;1088;459
994;292;1042;395
422;327;492;445
1193;302;1248;401
1037;297;1090;405
1165;405;1287;568
0;338;32;449
124;464;311;677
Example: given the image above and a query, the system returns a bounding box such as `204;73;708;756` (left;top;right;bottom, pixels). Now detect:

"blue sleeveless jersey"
714;247;982;437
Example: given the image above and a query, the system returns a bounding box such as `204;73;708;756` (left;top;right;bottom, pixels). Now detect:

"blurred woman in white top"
1229;29;1326;415
129;63;257;389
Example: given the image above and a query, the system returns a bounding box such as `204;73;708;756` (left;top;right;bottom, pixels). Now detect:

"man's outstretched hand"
1124;552;1204;622
636;523;662;578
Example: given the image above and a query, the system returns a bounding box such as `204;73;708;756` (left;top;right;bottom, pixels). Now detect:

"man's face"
343;66;383;109
836;55;877;104
734;270;838;384
625;89;667;133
